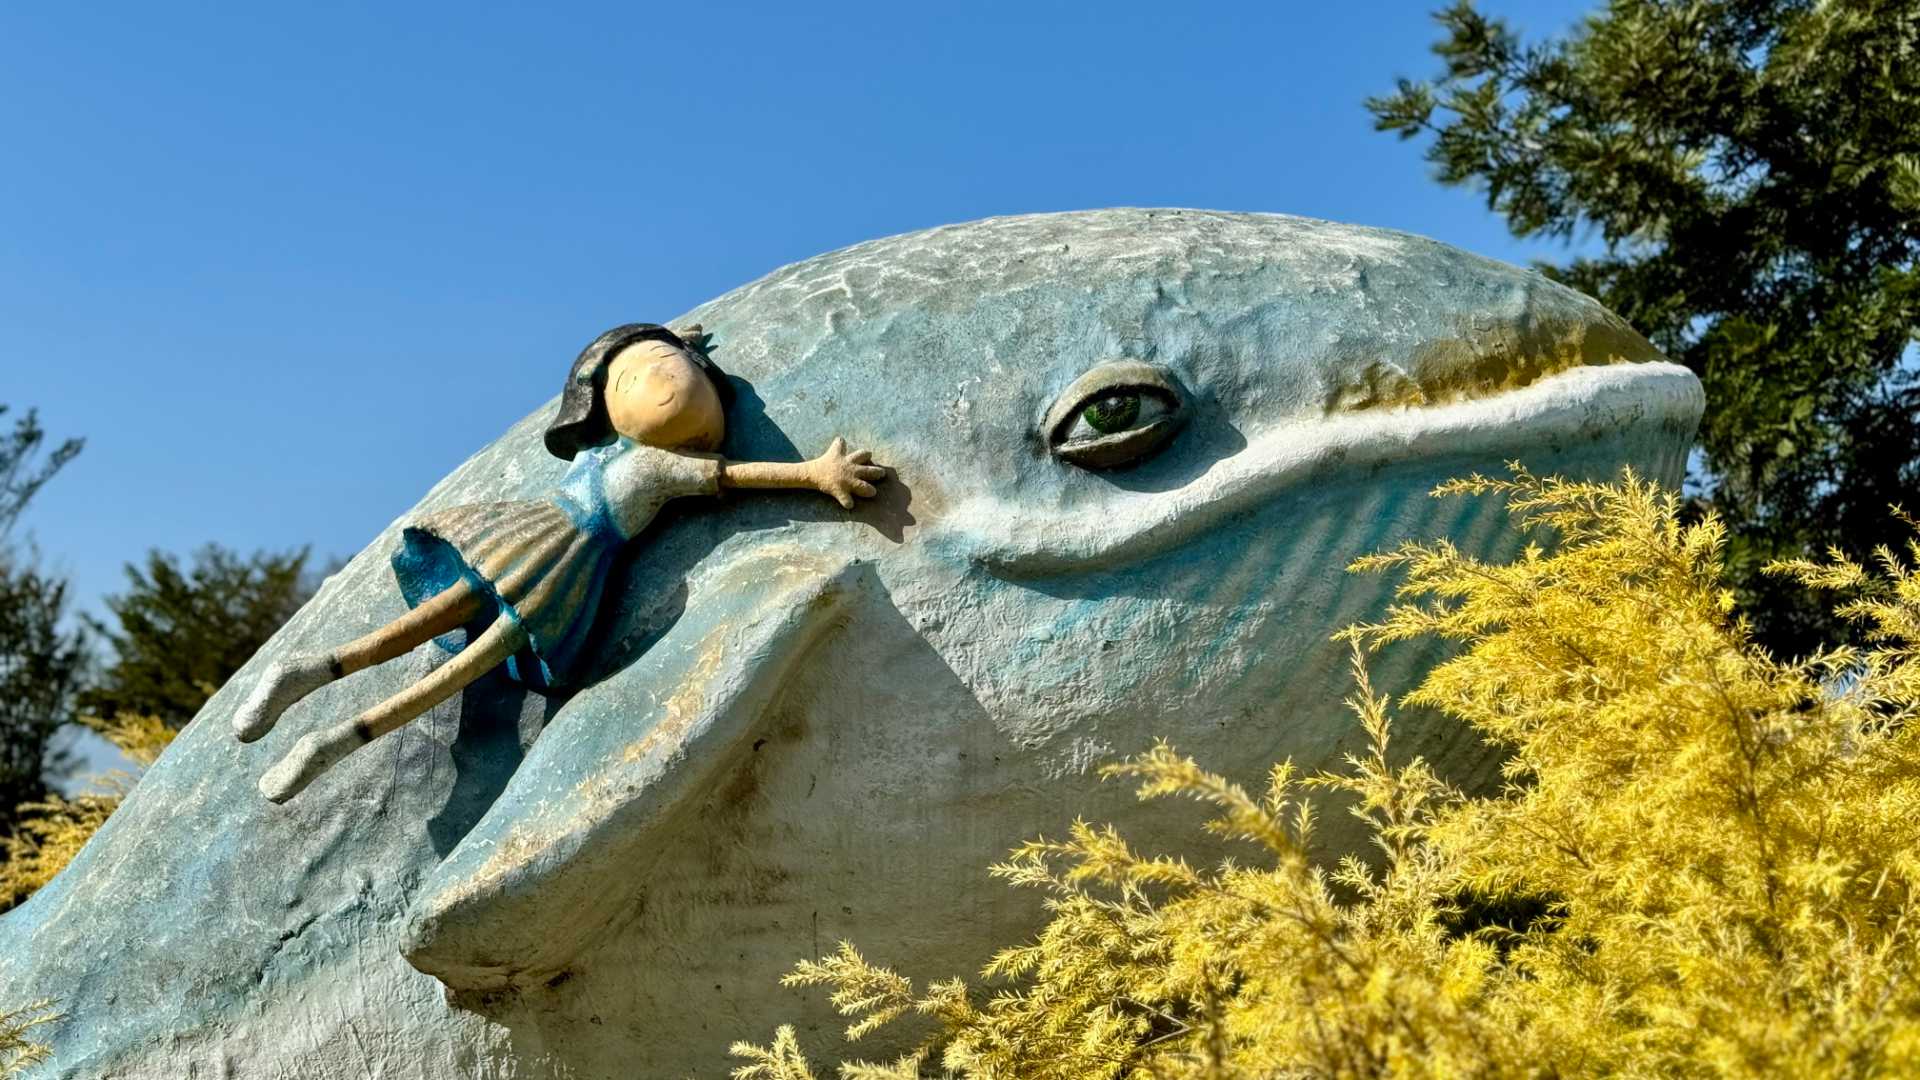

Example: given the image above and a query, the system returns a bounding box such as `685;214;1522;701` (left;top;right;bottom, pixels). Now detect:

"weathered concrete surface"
0;210;1702;1077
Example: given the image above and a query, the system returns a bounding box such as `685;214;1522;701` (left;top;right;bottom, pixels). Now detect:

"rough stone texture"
0;209;1703;1077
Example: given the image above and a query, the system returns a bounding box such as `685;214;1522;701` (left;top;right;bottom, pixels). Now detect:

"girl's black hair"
543;322;734;460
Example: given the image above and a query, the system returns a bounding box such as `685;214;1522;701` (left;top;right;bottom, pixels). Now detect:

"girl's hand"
810;437;888;509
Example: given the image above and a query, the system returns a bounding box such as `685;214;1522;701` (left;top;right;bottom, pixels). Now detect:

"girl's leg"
232;581;485;743
258;613;529;803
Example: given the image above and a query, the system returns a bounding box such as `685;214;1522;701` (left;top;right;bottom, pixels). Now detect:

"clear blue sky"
3;2;1597;777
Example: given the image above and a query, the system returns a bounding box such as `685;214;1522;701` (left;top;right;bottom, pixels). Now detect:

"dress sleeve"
660;451;724;497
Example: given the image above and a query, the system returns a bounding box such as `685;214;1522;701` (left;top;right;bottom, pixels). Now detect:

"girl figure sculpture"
235;323;887;803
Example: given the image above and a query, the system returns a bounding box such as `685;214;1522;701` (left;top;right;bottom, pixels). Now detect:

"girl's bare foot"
258;724;366;803
232;655;334;743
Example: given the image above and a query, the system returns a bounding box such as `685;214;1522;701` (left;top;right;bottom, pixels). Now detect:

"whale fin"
400;546;861;989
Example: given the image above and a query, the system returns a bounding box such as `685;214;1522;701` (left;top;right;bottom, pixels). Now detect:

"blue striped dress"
390;441;723;690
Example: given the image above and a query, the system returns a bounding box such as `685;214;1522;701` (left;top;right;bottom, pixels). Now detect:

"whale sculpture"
0;209;1702;1078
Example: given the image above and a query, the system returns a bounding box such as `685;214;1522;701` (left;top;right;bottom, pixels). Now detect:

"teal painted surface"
0;210;1701;1078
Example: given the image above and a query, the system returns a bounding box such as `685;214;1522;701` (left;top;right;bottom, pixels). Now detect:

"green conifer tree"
1367;0;1920;655
80;545;318;729
0;406;85;827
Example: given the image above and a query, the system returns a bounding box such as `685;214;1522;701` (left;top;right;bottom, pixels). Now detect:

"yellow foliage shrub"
0;792;117;912
0;999;56;1077
82;711;178;770
735;467;1920;1078
0;711;178;910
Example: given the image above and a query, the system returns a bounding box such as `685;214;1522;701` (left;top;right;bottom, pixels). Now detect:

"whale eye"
1080;391;1142;433
1043;361;1187;470
1066;390;1169;440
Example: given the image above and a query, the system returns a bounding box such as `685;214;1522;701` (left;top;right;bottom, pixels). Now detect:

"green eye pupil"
1082;391;1141;434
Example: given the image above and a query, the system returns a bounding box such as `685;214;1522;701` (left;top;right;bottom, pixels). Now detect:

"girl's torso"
552;440;723;540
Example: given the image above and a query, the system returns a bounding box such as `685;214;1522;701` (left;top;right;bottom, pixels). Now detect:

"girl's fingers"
855;465;887;480
851;480;877;498
848;449;872;464
834;490;854;509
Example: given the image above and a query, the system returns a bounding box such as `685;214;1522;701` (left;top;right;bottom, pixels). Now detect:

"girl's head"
545;324;733;459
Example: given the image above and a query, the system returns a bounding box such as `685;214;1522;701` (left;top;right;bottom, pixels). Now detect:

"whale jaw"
400;548;865;990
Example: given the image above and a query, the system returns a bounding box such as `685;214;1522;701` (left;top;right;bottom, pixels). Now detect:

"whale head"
0;210;1700;1078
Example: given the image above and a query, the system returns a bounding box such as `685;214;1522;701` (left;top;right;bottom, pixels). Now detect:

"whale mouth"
945;361;1704;578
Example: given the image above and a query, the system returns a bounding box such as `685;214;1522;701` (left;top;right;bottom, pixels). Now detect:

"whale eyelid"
1043;360;1188;470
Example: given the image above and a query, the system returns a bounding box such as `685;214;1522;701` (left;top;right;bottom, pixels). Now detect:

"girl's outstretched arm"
720;437;887;509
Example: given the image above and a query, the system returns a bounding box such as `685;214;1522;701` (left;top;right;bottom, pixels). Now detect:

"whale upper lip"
940;361;1704;578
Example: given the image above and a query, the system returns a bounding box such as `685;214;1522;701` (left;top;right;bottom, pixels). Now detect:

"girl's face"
604;340;726;451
